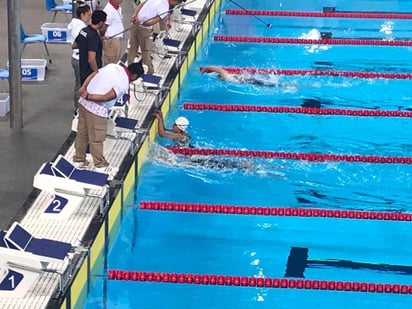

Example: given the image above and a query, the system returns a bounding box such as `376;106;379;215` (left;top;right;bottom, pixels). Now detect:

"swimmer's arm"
201;66;234;81
155;111;186;140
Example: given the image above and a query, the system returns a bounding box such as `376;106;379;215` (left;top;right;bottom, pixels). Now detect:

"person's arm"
86;89;117;102
88;51;98;72
79;71;98;98
131;1;145;23
200;66;233;81
155;111;186;140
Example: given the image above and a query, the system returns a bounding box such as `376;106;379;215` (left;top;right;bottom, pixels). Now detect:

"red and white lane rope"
183;103;412;118
140;201;412;222
108;270;412;295
166;147;412;164
214;36;412;47
226;9;412;20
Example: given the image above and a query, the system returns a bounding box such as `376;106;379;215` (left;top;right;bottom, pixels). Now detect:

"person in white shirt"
103;0;124;64
127;0;181;73
73;61;144;174
68;3;92;115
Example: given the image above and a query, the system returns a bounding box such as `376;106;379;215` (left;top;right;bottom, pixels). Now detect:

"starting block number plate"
45;195;68;214
0;269;23;291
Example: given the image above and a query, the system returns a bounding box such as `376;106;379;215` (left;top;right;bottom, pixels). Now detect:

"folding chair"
45;0;72;22
20;24;51;63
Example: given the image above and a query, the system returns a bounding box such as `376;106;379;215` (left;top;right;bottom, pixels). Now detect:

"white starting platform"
33;154;109;197
0;222;76;299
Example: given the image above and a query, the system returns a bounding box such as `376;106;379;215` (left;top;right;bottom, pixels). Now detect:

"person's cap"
127;61;144;78
175;117;189;132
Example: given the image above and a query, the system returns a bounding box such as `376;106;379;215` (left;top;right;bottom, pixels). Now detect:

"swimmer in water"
200;65;300;88
154;111;251;170
155;110;191;147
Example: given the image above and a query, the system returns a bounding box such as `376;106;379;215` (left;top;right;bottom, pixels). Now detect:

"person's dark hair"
127;61;144;78
76;3;91;18
91;10;107;25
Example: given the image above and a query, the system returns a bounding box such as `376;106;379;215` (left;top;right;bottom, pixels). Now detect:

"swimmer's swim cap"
175;117;189;132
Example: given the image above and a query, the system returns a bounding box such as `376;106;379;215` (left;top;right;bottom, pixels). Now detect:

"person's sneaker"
72;160;90;169
95;165;119;180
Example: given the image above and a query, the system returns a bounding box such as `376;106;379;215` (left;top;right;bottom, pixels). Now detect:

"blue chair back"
20;24;27;42
45;0;58;11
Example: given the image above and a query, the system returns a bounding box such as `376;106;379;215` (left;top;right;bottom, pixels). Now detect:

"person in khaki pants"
73;62;144;175
103;0;124;64
127;0;182;73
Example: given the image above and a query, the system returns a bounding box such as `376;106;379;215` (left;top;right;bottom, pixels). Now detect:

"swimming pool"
85;0;412;308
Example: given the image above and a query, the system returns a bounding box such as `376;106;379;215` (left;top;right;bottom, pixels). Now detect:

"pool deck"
0;0;213;307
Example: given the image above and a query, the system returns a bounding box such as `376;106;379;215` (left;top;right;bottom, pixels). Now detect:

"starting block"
107;108;139;138
163;38;181;54
33;154;109;196
0;222;73;270
181;8;197;18
142;74;162;88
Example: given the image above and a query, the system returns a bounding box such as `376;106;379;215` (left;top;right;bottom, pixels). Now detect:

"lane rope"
108;270;412;294
226;9;412;20
166;147;412;164
198;66;412;79
214;36;412;47
183;103;412;118
140;201;412;222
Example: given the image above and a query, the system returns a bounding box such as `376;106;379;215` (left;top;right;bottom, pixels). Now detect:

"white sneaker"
72;160;90;169
95;165;119;180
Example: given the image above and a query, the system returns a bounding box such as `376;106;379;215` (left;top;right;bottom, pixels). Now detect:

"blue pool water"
85;0;412;308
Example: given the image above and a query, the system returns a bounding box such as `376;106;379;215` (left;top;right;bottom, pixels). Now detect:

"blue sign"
47;29;67;42
21;68;38;81
44;194;68;214
0;269;24;291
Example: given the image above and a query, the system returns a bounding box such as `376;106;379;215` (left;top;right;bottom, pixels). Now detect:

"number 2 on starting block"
44;194;68;214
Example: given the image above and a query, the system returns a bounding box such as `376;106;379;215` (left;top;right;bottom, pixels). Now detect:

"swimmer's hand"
200;67;213;74
154;110;163;120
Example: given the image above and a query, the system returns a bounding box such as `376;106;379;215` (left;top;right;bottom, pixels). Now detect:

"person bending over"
73;61;144;176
